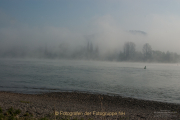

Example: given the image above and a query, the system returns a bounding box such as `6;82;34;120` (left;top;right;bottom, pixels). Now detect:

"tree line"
0;41;180;63
118;42;180;63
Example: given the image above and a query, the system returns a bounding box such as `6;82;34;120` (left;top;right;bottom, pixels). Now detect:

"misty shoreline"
1;41;180;63
0;57;180;64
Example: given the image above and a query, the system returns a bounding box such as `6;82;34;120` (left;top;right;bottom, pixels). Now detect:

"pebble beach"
0;91;180;120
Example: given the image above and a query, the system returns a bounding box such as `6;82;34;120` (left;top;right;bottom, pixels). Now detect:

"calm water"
0;58;180;104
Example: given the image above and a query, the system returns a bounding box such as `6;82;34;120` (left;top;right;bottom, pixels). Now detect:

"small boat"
144;66;146;69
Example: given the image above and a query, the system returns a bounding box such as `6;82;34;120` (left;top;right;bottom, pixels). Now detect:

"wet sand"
0;91;179;120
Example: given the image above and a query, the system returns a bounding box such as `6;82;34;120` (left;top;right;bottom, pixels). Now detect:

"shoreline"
3;89;180;105
0;91;179;119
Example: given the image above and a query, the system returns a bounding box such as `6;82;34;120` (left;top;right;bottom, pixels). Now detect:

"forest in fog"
1;1;180;64
0;41;179;63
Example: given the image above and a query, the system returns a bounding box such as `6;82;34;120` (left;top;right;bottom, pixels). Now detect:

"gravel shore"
0;91;179;120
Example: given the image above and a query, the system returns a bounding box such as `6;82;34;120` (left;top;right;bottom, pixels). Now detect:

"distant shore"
0;91;179;119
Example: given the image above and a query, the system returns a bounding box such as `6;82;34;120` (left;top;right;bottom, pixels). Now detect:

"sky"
1;0;180;54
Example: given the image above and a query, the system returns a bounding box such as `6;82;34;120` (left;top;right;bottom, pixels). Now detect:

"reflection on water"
0;58;180;104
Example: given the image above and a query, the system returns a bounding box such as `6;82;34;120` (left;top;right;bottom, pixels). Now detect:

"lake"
0;58;180;104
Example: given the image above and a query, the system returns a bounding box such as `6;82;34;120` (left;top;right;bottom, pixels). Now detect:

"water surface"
0;58;180;104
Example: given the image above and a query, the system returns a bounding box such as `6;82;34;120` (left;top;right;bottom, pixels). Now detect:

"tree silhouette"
142;43;152;60
123;42;136;60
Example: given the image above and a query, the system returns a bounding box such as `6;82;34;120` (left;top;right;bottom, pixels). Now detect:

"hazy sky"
1;0;180;53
